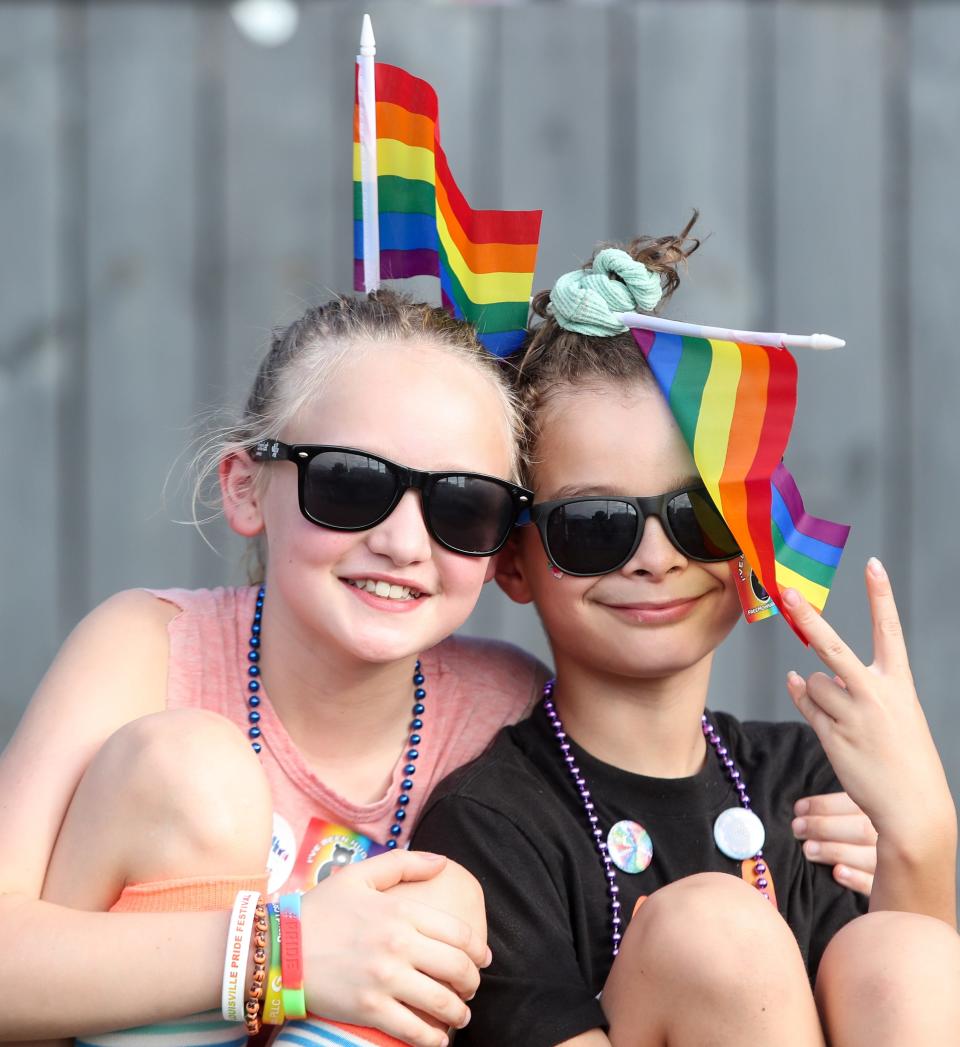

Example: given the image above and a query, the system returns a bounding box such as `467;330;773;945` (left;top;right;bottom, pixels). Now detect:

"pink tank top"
150;587;546;894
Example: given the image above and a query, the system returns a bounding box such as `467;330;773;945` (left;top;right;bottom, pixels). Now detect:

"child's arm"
783;559;957;925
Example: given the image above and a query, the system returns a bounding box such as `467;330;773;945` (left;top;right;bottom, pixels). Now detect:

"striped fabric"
76;1010;246;1047
353;62;542;357
633;328;849;634
274;1018;407;1046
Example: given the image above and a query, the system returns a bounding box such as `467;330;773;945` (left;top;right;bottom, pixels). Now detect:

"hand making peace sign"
782;558;957;922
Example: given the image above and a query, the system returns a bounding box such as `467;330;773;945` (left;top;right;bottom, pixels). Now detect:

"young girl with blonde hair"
0;291;545;1047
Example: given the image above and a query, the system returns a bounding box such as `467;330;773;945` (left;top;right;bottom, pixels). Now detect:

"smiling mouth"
599;594;706;624
345;578;423;601
609;597;701;611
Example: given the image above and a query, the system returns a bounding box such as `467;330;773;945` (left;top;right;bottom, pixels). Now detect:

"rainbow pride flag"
632;328;849;633
353;62;542;357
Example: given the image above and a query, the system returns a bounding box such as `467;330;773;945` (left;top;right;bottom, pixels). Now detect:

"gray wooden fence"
3;0;960;818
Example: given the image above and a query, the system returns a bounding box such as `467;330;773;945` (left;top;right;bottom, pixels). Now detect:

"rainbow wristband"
279;892;306;1019
262;903;285;1025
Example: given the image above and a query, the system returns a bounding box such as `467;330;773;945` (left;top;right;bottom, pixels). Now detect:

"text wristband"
262;902;286;1025
221;890;261;1022
279;892;307;1019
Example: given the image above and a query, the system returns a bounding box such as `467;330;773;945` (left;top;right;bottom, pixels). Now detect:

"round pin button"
607;819;653;874
713;807;765;861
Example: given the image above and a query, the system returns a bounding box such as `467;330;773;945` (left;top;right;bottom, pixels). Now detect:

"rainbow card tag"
290;819;387;893
732;555;780;624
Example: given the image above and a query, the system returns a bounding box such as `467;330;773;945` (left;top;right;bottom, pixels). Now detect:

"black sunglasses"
525;485;740;576
250;441;532;557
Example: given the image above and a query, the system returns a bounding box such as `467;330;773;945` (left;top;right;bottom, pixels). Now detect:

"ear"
220;451;265;538
494;530;536;605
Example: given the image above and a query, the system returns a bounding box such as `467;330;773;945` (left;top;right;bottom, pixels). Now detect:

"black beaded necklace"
244;585;426;848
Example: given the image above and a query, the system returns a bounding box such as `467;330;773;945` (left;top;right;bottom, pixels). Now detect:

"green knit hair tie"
548;248;663;336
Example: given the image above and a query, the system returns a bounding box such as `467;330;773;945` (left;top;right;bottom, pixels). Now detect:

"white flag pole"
357;14;380;291
614;312;845;351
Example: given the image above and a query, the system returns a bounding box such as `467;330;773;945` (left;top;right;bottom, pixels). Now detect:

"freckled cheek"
532;579;596;629
434;552;491;599
268;520;361;568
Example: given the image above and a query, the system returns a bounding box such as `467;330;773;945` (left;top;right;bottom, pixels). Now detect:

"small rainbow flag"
353;61;542;357
632;328;850;634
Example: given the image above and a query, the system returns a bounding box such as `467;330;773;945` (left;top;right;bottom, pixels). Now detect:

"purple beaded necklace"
541;679;770;959
245;585;426;848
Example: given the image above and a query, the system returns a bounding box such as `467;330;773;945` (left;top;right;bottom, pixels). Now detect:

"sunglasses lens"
303;450;398;528
667;489;739;561
429;476;516;554
546;500;639;575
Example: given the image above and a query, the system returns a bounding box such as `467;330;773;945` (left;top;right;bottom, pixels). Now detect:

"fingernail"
792;818;807;838
835;864;848;880
786;670;803;688
804;840;821;857
868;556;886;579
794;798;809;816
420;852;445;862
783;588;801;608
483;946;493;967
458;1010;471;1030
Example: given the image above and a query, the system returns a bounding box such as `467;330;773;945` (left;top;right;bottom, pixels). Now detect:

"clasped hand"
299;850;487;1047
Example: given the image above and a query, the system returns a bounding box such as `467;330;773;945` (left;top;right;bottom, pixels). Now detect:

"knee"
92;710;272;871
621;873;804;994
817;911;960;1011
629;872;782;947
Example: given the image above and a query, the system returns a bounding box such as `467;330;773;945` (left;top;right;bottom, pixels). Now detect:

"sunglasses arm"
249;440;295;463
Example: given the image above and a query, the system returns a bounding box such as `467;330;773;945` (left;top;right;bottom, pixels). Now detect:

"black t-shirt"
412;704;867;1047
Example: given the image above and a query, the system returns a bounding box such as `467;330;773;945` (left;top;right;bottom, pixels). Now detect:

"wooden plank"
0;3;63;744
84;3;200;601
460;7;614;664
632;0;760;718
498;7;611;289
222;0;493;404
907;3;960;799
633;0;755;325
215;4;372;586
766;1;890;721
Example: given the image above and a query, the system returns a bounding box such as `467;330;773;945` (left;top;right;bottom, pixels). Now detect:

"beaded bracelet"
279;892;307;1019
221;890;261;1023
243;900;269;1036
262;902;286;1025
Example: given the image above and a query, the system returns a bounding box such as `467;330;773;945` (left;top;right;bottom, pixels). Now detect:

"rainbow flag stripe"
632;328;849;629
353;63;541;357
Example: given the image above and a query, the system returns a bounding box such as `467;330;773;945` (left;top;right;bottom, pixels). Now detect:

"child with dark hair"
412;224;960;1046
